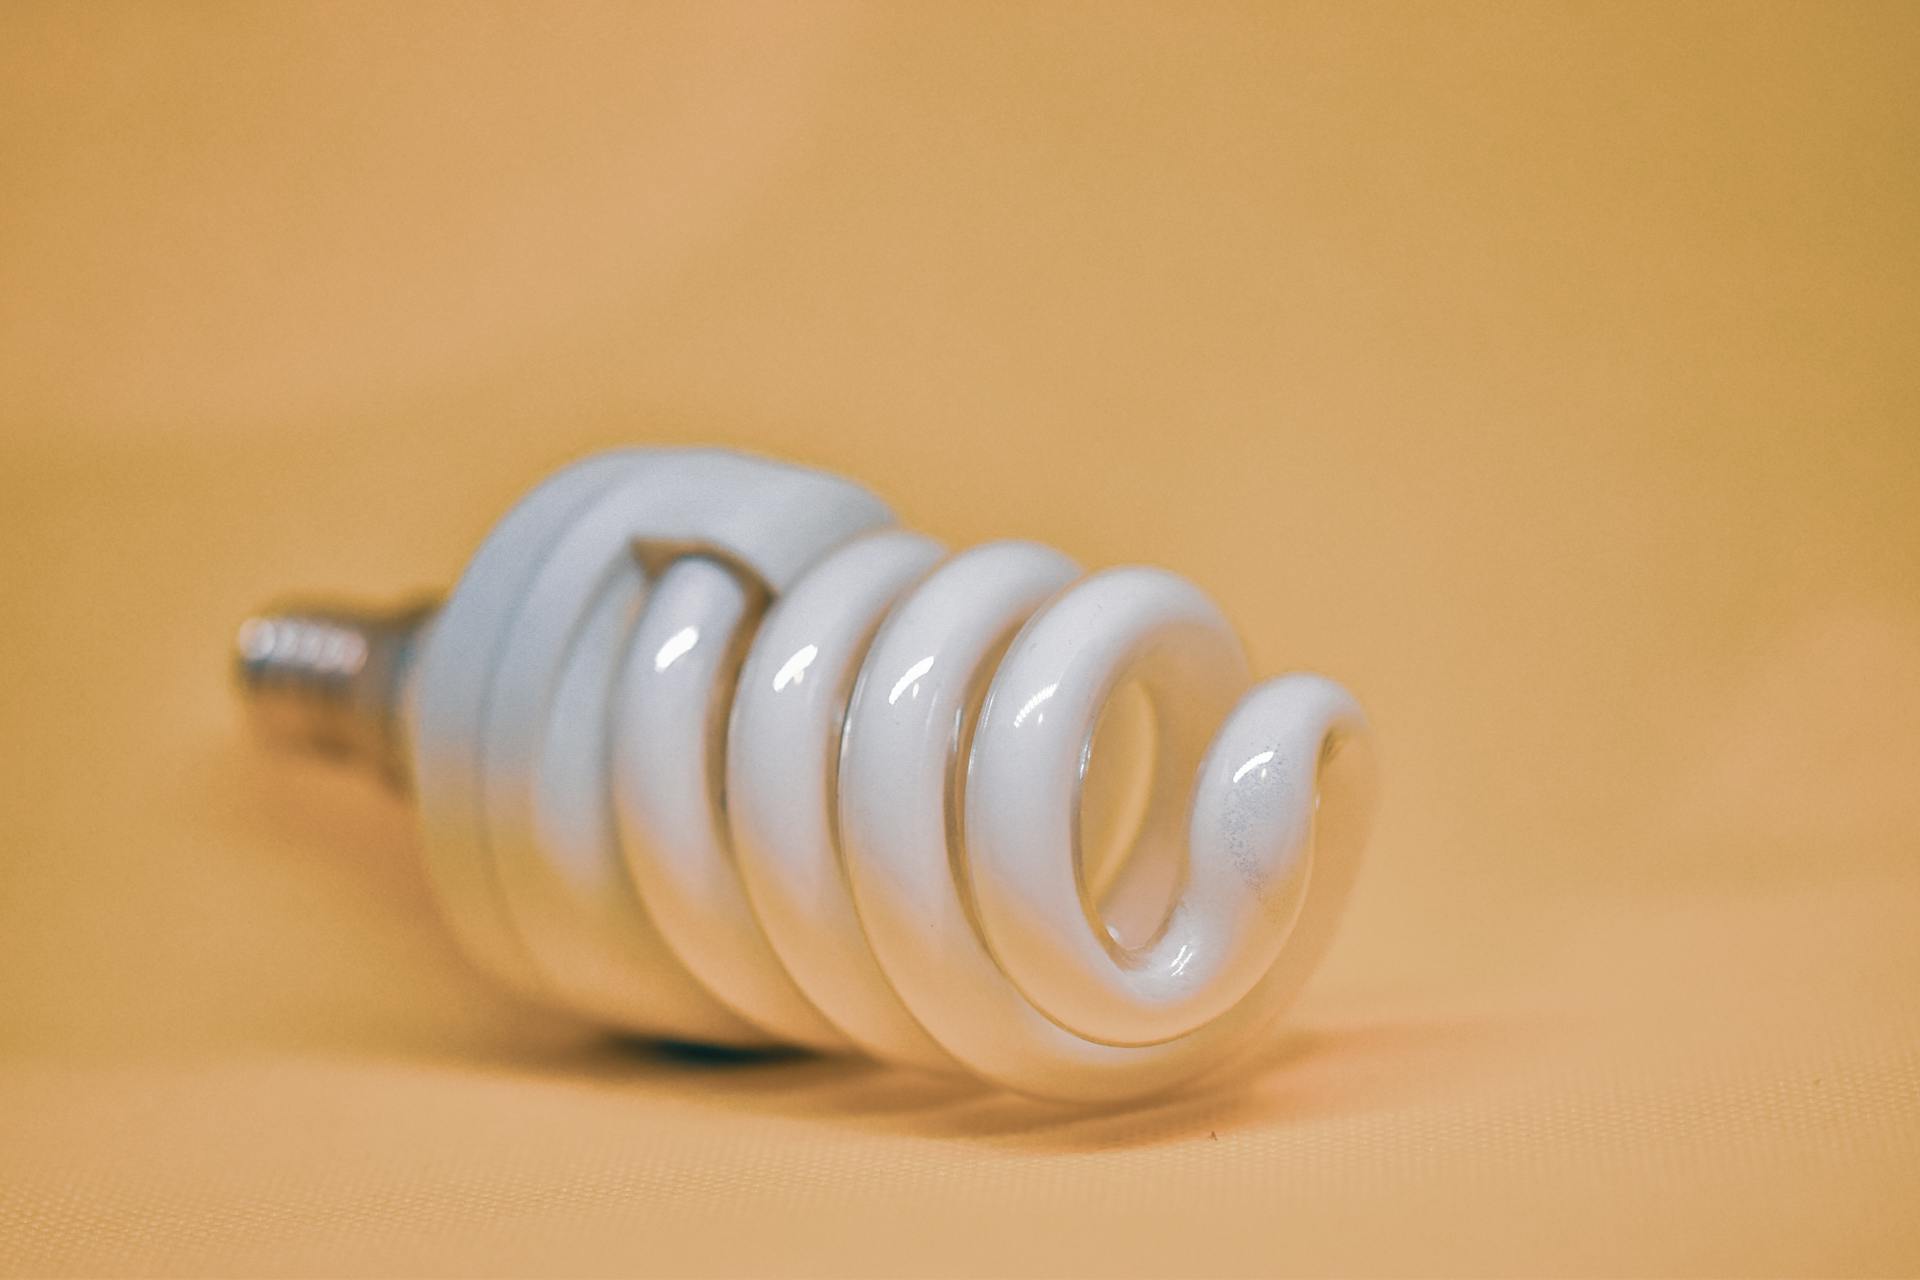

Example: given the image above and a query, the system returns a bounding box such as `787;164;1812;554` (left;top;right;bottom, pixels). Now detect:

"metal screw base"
233;597;438;788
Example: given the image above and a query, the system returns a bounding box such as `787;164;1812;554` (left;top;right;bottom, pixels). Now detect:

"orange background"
3;3;1917;1275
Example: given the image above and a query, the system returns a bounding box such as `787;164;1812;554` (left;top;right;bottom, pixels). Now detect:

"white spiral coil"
408;449;1375;1102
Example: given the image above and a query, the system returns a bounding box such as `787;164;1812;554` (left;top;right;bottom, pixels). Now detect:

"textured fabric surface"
2;3;1917;1275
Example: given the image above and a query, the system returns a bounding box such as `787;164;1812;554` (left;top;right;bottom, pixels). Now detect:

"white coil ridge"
408;450;1376;1102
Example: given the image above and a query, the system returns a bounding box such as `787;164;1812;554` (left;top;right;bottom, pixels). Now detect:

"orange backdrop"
3;3;1916;1275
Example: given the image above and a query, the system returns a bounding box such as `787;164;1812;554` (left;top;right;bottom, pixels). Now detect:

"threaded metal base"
233;596;438;788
